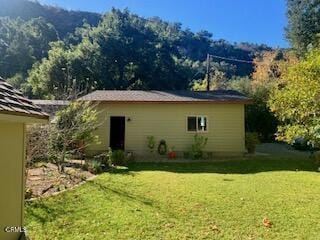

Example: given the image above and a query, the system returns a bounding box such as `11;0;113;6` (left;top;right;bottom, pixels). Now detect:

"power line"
208;54;254;64
205;53;253;90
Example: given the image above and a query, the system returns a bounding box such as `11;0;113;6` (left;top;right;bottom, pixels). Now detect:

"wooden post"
206;54;211;91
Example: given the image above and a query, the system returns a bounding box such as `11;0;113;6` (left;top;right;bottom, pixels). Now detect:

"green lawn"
25;157;320;240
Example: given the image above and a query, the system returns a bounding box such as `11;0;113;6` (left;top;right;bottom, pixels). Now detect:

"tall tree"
269;48;320;145
27;40;101;99
286;0;320;55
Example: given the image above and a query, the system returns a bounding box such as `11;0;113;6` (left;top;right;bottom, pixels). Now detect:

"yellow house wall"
88;103;245;156
0;122;25;240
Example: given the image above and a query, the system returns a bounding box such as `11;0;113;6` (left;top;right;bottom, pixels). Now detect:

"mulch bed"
26;162;95;199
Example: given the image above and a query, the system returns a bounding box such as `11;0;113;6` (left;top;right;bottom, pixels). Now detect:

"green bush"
93;152;111;170
191;135;208;159
147;136;156;153
110;150;127;166
245;132;260;153
88;160;103;174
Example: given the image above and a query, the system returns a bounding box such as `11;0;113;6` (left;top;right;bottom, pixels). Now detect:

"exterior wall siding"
87;103;246;156
0;122;24;240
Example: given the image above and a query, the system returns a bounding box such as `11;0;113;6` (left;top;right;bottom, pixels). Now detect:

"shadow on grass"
87;180;154;206
112;157;318;175
25;199;77;225
85;180;178;218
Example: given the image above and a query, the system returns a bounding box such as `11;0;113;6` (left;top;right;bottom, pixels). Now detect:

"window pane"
187;117;197;131
197;116;207;131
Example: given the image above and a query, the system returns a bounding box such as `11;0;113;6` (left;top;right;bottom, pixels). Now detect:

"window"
187;117;197;131
187;116;208;132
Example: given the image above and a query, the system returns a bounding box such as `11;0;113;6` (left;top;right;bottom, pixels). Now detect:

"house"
0;77;48;240
80;90;251;158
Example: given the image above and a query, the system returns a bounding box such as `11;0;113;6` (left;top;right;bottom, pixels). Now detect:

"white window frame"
186;115;209;133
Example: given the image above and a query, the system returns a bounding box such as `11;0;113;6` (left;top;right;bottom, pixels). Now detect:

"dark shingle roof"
79;90;251;103
0;77;49;119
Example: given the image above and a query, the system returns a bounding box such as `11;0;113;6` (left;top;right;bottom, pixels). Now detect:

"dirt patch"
26;163;95;198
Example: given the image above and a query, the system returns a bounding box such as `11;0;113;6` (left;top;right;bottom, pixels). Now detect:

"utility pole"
206;53;211;91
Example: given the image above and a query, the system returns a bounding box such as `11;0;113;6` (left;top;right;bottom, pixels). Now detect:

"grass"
25;157;320;240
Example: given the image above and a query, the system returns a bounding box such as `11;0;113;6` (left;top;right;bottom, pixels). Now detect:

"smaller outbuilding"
80;90;251;158
0;77;48;240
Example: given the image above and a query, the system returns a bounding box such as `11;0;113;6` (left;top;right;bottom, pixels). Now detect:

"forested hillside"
1;0;319;143
0;0;101;38
0;0;272;99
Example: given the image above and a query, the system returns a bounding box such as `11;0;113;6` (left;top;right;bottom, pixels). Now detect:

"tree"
22;8;271;99
26;125;50;166
252;50;298;88
192;61;236;90
286;0;320;55
49;101;100;172
27;9;200;98
27;40;101;99
227;76;278;141
0;17;58;87
268;48;320;145
228;50;299;142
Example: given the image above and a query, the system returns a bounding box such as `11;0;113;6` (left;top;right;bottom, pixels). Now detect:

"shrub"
191;134;208;159
88;160;103;174
110;150;127;166
147;136;156;153
93;152;112;170
82;162;89;171
49;101;100;172
245;132;260;153
26;125;50;166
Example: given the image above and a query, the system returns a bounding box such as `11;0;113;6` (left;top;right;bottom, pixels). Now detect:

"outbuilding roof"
31;100;69;118
0;77;49;119
79;90;251;103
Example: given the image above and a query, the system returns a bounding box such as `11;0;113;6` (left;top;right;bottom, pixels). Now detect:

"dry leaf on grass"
164;223;175;229
209;224;220;232
262;217;272;228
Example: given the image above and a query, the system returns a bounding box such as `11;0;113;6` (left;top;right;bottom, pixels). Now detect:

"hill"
0;0;101;38
0;0;273;98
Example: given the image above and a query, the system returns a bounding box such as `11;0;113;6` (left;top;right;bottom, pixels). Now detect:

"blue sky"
39;0;288;47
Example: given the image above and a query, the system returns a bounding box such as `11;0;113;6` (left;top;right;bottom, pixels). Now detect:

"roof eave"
0;110;49;122
81;99;252;104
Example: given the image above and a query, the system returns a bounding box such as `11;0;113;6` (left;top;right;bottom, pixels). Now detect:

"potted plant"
158;140;167;155
168;146;177;159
